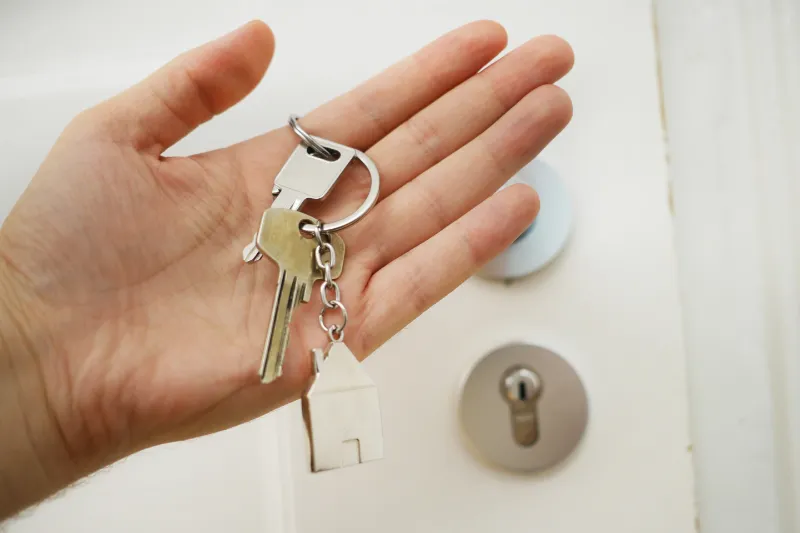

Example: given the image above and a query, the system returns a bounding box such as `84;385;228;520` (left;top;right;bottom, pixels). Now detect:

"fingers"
293;20;509;151
366;35;573;200
226;21;508;201
81;21;275;155
354;184;539;355
356;84;572;272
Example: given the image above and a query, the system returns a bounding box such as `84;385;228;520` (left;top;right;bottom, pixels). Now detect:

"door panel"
284;3;695;531
1;1;695;532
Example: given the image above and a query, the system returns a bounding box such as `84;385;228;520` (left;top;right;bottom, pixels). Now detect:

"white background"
0;0;726;532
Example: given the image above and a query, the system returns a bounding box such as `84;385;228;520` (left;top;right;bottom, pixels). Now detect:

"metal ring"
327;325;345;343
288;114;381;234
288;114;335;161
319;300;348;335
312;223;326;247
299;148;381;234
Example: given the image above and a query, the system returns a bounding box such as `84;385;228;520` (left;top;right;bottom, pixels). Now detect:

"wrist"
0;260;75;519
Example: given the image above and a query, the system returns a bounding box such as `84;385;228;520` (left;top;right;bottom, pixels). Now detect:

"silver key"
243;140;356;263
303;342;384;472
256;208;345;383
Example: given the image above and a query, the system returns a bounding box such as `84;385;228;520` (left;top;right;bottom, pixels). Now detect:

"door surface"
1;1;696;532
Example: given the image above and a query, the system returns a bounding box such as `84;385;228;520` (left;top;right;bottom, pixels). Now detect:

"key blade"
255;209;345;383
270;189;306;210
260;269;304;383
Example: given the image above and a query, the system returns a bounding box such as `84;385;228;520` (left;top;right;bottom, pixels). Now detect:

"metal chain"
314;225;348;343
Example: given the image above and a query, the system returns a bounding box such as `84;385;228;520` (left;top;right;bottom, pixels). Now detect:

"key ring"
288;114;336;161
288;115;380;234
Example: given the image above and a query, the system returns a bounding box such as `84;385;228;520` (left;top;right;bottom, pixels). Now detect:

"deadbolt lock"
459;343;589;473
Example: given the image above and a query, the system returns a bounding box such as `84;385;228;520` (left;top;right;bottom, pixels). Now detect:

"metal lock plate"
459;343;589;473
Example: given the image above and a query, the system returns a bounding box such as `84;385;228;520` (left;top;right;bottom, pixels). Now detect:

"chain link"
313;224;348;344
320;280;340;308
320;301;348;342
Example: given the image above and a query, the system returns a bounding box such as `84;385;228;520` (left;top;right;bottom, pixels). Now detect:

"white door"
1;1;697;532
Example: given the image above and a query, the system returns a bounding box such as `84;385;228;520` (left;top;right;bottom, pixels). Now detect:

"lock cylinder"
459;343;589;473
500;366;543;447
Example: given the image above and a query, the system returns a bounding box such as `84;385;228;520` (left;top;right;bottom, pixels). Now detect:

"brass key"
256;208;345;383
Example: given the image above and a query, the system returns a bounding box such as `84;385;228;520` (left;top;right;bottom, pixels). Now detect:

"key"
242;140;356;263
256;208;345;383
303;342;384;472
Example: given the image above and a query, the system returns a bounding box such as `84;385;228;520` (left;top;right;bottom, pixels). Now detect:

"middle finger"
320;34;573;229
369;34;573;200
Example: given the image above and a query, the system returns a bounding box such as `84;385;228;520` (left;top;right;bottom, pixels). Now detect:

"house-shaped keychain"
302;342;384;472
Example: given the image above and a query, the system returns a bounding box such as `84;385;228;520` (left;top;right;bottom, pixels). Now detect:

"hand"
0;20;573;516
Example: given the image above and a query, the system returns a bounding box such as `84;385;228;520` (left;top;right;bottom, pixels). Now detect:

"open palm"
0;20;572;469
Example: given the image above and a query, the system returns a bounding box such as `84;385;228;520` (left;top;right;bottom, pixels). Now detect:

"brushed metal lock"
501;366;542;447
459;343;589;473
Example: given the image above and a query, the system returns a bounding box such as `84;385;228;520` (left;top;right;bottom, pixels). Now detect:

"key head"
273;141;356;201
256;208;345;278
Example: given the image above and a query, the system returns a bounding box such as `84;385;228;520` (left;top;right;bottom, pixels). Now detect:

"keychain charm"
244;115;384;473
302;224;384;472
303;342;384;472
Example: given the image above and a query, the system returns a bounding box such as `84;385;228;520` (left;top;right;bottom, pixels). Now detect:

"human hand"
0;20;573;516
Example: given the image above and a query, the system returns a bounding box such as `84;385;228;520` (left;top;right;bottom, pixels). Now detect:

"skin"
0;20;573;519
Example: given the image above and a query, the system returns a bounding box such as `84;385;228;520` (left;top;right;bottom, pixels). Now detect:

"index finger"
297;20;509;149
226;21;509;199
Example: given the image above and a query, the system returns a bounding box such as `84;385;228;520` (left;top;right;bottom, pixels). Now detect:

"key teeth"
301;282;313;303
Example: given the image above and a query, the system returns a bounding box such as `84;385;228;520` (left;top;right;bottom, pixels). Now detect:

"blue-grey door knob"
478;159;572;281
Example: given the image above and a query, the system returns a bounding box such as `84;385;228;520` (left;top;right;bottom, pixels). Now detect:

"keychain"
242;115;383;472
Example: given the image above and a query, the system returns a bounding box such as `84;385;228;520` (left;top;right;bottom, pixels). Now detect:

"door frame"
655;1;800;531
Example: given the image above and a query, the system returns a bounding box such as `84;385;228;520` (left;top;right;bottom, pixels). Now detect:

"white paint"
0;0;697;532
654;1;800;532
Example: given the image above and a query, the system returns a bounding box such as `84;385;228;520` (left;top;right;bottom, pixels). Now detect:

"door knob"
478;159;572;281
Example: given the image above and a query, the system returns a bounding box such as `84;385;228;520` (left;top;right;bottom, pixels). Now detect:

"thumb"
85;20;275;155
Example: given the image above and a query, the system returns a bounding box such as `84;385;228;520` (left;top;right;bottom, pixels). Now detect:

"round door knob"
478;159;572;281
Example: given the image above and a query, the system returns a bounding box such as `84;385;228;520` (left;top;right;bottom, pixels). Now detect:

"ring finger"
357;83;573;273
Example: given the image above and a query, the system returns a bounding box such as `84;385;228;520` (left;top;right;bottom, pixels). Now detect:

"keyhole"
500;366;542;447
